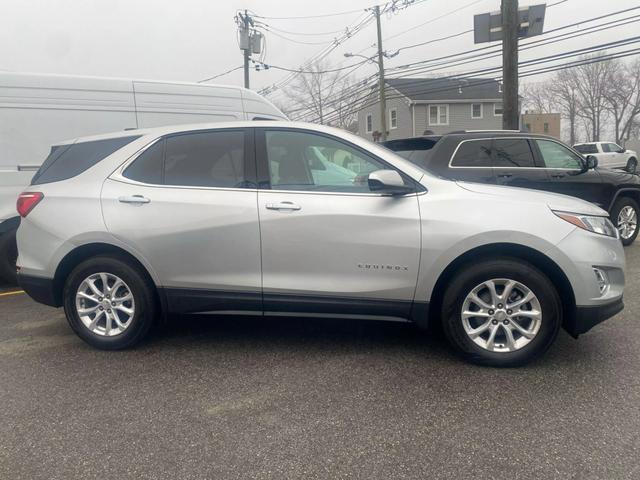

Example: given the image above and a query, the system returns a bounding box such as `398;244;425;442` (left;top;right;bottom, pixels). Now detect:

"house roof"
386;77;502;101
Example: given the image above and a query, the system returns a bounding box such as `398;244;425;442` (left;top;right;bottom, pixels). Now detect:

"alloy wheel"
461;278;542;353
75;272;135;336
617;205;638;240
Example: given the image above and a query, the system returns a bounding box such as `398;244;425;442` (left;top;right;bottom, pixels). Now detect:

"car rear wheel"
441;257;561;367
63;255;156;349
626;157;637;174
611;197;639;246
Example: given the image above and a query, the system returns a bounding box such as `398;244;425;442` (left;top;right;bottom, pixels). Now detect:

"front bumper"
565;297;624;337
17;273;61;307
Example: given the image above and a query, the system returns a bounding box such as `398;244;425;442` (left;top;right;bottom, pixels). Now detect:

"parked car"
383;132;640;245
16;122;624;367
573;141;637;172
0;71;287;284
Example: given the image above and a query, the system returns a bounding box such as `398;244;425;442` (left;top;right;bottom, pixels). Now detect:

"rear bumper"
565;297;624;337
17;273;60;307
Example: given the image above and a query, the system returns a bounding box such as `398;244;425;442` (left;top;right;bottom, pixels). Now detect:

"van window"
32;136;140;185
164;130;245;188
451;140;492;167
123;140;164;184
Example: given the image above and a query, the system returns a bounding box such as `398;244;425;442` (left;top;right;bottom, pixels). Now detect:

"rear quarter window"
574;144;598;154
32;136;140;185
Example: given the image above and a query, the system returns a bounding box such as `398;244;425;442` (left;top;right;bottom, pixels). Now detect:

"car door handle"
266;201;301;211
118;195;150;204
550;174;566;179
498;173;513;179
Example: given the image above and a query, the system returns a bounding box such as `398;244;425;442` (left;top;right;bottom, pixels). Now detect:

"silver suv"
16;122;625;366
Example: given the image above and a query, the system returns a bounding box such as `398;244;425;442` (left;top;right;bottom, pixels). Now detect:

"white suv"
573;142;638;172
16;122;625;366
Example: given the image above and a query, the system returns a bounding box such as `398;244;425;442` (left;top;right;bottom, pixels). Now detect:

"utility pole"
374;5;387;141
241;10;251;89
501;0;519;130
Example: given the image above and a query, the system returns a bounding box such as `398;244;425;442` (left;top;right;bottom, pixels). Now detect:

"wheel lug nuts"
99;297;103;301
107;309;111;313
497;303;503;308
507;309;512;315
503;320;510;325
488;309;495;315
492;319;498;325
99;306;104;310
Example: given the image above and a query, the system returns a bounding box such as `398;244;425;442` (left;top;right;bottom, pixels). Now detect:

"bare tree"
548;69;580;145
603;58;640;145
283;60;348;125
571;53;614;142
521;82;554;114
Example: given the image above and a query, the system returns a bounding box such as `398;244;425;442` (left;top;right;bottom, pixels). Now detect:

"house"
356;77;505;140
522;112;561;138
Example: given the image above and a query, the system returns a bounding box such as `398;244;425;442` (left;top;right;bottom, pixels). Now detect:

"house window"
494;103;503;116
471;103;483;119
543;122;549;133
366;113;373;133
389;108;398;129
429;104;449;126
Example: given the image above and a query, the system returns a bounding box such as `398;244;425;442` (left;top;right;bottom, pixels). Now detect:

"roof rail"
448;129;522;134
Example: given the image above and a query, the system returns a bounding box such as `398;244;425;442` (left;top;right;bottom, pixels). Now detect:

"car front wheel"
441;257;561;367
63;255;157;349
611;197;639;246
626;157;637;174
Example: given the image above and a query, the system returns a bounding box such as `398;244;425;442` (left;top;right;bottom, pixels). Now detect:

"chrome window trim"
111;135;425;198
111;135;255;192
448;136;584;171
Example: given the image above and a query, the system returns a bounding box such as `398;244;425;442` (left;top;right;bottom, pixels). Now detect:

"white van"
0;71;287;282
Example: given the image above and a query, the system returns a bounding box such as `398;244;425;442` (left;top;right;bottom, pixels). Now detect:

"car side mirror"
618;148;626;153
585;155;598;170
368;170;414;195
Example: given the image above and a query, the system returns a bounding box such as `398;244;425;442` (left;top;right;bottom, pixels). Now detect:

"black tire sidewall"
441;257;561;367
611;197;639;246
626;158;637;173
63;255;156;349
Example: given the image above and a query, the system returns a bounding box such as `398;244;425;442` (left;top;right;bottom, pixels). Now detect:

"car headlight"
553;211;618;238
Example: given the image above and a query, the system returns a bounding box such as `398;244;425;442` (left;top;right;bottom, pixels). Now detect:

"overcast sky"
1;0;638;105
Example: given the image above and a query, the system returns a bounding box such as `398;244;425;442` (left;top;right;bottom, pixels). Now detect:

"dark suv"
383;132;640;245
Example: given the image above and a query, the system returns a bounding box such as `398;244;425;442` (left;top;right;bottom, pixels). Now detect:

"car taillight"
17;192;44;217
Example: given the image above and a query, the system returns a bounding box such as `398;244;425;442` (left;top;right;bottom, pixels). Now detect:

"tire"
63;255;157;350
626;157;637;174
610;196;639;246
441;257;561;367
0;229;18;285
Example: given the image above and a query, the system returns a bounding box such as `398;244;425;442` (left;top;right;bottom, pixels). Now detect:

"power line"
315;46;640;125
197;66;243;83
298;35;640;124
289;10;640;118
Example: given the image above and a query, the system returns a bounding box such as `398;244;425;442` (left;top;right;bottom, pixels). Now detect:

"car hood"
455;181;608;216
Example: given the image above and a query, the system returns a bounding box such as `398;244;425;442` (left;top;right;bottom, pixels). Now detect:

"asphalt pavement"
1;246;639;479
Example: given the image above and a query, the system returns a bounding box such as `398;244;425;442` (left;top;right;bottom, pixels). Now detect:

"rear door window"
493;139;536;168
164;130;245;188
32;136;140;185
450;140;492;167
